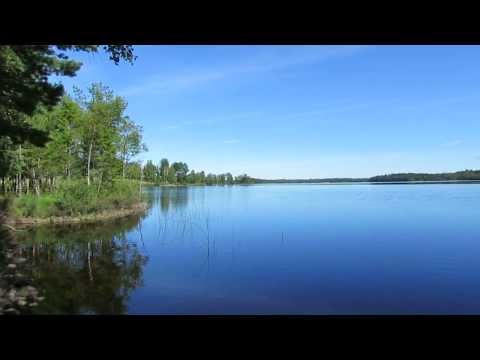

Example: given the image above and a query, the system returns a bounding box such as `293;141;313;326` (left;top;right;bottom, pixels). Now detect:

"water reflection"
15;214;149;314
158;186;189;213
6;184;480;314
8;187;200;314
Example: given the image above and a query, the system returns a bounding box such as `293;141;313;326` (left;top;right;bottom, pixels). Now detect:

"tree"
166;165;177;184
76;83;126;186
143;160;158;183
159;158;169;184
24;96;83;194
0;45;136;146
118;116;147;179
171;162;189;184
186;170;196;184
205;173;217;185
225;172;234;185
0;137;15;188
235;174;254;184
125;161;142;180
195;171;206;184
41;96;83;179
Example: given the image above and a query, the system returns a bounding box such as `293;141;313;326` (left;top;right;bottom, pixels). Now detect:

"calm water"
8;183;480;314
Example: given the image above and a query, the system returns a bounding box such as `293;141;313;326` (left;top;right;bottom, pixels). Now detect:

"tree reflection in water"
159;186;189;213
15;214;149;314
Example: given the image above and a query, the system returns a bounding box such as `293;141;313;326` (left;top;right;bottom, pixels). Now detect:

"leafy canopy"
0;45;136;146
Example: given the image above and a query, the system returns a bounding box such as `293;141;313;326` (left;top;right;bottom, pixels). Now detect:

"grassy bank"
7;203;148;227
3;179;146;220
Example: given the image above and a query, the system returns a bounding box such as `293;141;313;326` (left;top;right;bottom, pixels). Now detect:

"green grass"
11;179;145;218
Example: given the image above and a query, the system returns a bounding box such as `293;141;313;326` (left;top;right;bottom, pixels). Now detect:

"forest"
369;170;480;182
253;170;480;184
0;46;256;220
0;83;255;219
252;177;369;183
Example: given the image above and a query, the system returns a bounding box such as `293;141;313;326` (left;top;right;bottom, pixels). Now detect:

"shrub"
13;194;59;217
14;195;39;217
34;195;58;217
11;179;145;218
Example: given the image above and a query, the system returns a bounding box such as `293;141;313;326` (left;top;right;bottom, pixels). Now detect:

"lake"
7;183;480;314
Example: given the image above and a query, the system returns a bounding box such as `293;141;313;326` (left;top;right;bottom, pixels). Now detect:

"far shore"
148;180;480;186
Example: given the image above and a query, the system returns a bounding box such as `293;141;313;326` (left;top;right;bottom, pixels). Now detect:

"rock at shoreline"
26;286;37;294
6;289;16;302
13;257;27;264
13;276;30;287
16;287;29;298
1;224;46;315
3;308;19;315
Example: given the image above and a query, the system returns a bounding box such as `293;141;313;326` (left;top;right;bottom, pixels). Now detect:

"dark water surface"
8;184;480;314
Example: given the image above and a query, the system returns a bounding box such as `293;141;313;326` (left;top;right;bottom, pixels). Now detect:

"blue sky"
55;45;480;179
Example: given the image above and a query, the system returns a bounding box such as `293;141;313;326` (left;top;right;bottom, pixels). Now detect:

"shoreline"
242;180;480;185
2;202;148;228
0;215;45;315
150;180;480;186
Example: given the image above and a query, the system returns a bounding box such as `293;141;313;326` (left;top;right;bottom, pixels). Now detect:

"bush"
34;195;58;217
55;180;100;216
13;194;59;217
12;179;145;218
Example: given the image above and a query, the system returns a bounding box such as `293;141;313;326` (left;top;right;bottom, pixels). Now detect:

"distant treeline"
253;170;480;184
369;169;480;182
252;178;368;184
138;159;255;185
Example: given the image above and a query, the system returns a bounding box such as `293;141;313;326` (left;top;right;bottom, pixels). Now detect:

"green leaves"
0;45;136;146
118;116;146;178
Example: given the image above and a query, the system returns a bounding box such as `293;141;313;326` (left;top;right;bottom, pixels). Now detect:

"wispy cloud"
159;111;263;130
205;111;263;125
120;46;370;97
442;139;463;148
164;125;180;130
120;71;228;97
397;92;480;112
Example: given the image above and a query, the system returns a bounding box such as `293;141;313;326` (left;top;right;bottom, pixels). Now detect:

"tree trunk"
32;168;40;196
36;159;41;195
139;164;143;198
18;145;22;194
97;171;103;194
87;141;93;186
67;147;71;179
122;142;127;179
